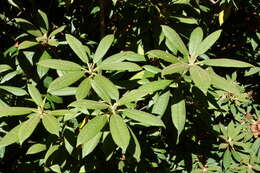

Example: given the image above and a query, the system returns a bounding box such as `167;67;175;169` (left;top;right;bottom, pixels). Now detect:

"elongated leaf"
0;70;22;84
146;50;179;63
65;34;89;63
77;115;108;146
42;114;60;136
0;86;27;96
94;34;114;63
69;99;109;110
49;87;77;96
98;62;141;72
197;30;222;55
189;65;211;93
128;128;141;162
38;59;82;71
37;50;52;78
82;132;102;158
44;145;59;163
0;107;33;117
93;75;119;101
48;71;84;92
171;90;186;143
26;143;46;154
0;124;21;148
162;63;189;76
18;41;39;50
110;114;130;152
201;58;253;68
100;51;131;65
189;27;203;59
15;18;42;37
49;25;66;38
161;25;189;57
46;109;73;116
0;64;12;73
37;10;49;33
122;109;165;127
152;91;170;116
28;84;43;106
76;78;91;100
118;80;171;105
91;78;111;103
18;115;40;144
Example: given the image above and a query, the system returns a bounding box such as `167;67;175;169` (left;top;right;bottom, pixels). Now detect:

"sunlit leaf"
42;114;60;136
94;34;114;63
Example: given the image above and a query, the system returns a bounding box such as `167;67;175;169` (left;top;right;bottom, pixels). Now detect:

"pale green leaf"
98;62;141;72
18;41;39;50
77;115;108;146
189;27;203;59
201;58;253;68
15;18;42;37
122;109;165;127
91;77;111;103
0;86;27;96
94;34;114;63
76;78;91;100
128;127;141;162
146;50;179;63
28;84;43;106
109;114;130;152
0;107;33;117
0;64;12;73
69;99;110;110
189;65;211;93
82;132;102;158
26;143;46;154
152;91;170;116
0;124;21;148
49;87;77;96
44;145;59;163
37;10;49;33
42;114;60;136
37;50;52;78
38;59;82;71
162;63;189;76
49;25;66;38
65;34;89;63
46;109;74;116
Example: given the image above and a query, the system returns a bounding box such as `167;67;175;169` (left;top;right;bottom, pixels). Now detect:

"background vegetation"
0;0;259;172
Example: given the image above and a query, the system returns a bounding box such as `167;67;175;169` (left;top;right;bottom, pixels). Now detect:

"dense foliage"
0;0;259;172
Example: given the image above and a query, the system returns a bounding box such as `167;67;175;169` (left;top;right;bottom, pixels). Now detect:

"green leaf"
38;59;82;71
146;50;179;63
42;114;60;136
122;109;165;127
46;109;73;116
18;115;40;144
109;114;130;152
118;80;171;105
197;30;222;55
98;62;142;72
15;18;42;37
37;50;52;78
0;86;27;96
189;65;211;93
162;63;189;76
37;10;49;33
49;25;66;38
77;115;108;146
171;90;186;143
0;64;12;73
94;34;114;63
49;87;77;96
26;143;46;154
161;25;189;57
91;78;110;103
152;91;170;116
44;145;59;163
100;51;132;65
76;78;91;100
48;71;84;92
69;99;110;110
93;75;119;101
189;27;203;59
128;128;141;162
65;34;89;63
18;41;39;50
201;58;253;68
28;84;43;106
223;149;232;169
0;107;33;117
0;124;21;148
82;132;102;158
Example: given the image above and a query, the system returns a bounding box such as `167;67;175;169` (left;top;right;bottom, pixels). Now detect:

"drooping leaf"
0;70;22;84
28;84;43;106
0;64;12;73
122;109;165;127
0;86;27;96
162;63;189;76
128;127;141;162
82;132;102;158
37;10;49;33
37;50;52;78
171;89;186;143
44;145;59;163
65;34;89;63
38;59;82;71
18;41;39;50
91;77;111;103
76;78;92;100
0;107;33;117
49;25;66;38
69;99;110;110
77;115;108;146
98;62;141;72
26;143;46;155
152;91;171;116
18;115;40;144
201;58;253;68
109;114;130;152
15;18;42;37
0;124;21;148
93;34;114;63
197;30;222;55
146;50;179;63
48;71;84;92
189;65;211;93
161;25;189;57
189;27;203;59
42;114;60;136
